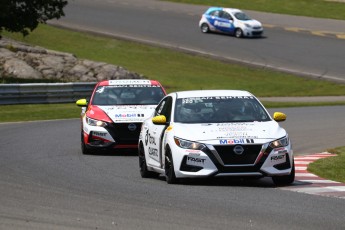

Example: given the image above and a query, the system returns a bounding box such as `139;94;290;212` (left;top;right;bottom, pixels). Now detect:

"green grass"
3;24;345;97
308;146;345;183
0;103;80;122
163;0;345;20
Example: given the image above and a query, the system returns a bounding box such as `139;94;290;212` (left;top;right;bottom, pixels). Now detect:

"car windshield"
91;85;165;105
234;12;251;21
174;96;271;123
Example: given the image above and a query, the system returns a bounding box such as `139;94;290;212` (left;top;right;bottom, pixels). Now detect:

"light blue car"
199;7;264;38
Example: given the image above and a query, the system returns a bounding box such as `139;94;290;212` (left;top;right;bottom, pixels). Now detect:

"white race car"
138;90;294;185
199;7;263;38
76;79;166;154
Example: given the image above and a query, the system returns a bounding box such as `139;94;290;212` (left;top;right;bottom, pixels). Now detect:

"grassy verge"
0;104;80;122
3;25;345;97
163;0;345;20
308;147;345;183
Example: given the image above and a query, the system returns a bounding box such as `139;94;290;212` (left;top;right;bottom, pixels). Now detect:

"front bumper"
83;122;142;150
172;143;293;178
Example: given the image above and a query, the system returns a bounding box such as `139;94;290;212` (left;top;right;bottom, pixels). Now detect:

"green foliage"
0;0;68;37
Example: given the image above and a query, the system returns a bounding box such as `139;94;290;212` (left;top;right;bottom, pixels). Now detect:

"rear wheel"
139;144;158;178
165;147;177;184
272;163;295;186
201;23;210;33
235;28;243;38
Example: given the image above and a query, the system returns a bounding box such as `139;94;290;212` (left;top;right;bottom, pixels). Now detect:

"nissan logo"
233;145;244;155
128;123;137;131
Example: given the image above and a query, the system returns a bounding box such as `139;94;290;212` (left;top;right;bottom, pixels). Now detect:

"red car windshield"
91;85;165;105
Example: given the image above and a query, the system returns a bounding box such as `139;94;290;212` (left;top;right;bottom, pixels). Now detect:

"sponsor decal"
145;130;157;146
148;147;158;157
96;87;105;93
186;156;206;166
114;113;144;118
214;20;231;28
271;155;285;161
273;147;289;154
270;154;286;164
219;139;254;144
93;131;107;137
186;150;201;154
108;80;151;85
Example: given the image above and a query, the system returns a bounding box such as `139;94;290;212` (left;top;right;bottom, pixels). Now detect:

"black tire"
165;147;177;184
272;162;295;186
81;131;91;155
235;28;243;38
139;144;158;178
201;23;210;33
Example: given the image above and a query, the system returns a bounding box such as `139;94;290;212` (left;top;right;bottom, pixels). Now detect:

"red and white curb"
280;153;345;199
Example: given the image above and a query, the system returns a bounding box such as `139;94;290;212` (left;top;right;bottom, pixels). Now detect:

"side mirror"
152;115;167;125
76;99;88;107
273;112;287;122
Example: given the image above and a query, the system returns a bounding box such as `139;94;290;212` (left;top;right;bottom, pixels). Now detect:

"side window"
155;97;172;122
222;12;232;20
210;10;220;18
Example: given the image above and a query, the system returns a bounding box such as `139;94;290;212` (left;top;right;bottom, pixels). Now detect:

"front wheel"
165;147;177;184
81;131;91;155
200;23;210;33
272;163;295;186
139;144;158;178
235;28;243;38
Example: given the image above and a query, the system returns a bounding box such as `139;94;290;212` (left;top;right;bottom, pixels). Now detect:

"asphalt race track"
0;107;344;229
50;0;345;83
1;0;345;229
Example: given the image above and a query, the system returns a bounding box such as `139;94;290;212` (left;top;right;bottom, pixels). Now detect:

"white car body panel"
139;90;294;184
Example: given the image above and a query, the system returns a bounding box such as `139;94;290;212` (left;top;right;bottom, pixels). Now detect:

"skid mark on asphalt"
280;153;345;199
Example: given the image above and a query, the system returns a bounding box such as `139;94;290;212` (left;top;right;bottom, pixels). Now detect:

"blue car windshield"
91;85;165;105
174;96;270;123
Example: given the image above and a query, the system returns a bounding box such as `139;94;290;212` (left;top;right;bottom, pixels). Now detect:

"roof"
205;7;242;14
172;90;254;98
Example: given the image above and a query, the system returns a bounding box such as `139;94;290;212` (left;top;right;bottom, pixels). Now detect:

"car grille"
252;31;263;36
106;122;142;145
213;145;263;165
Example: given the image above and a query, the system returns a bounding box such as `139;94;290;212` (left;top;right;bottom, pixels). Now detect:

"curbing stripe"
279;153;345;199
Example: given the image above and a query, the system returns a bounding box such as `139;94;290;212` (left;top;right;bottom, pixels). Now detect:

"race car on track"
199;7;263;38
76;79;166;154
138;90;294;185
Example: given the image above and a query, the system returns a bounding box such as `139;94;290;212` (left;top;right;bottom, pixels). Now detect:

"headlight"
269;136;289;148
86;117;107;127
174;137;206;150
244;23;252;28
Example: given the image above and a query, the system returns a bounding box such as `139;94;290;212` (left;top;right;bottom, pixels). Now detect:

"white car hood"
239;19;261;27
173;121;286;144
99;105;156;123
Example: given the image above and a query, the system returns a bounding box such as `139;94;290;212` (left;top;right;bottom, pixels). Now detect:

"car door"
208;10;234;33
145;96;173;168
